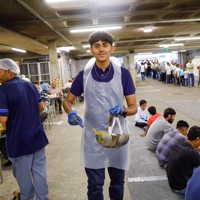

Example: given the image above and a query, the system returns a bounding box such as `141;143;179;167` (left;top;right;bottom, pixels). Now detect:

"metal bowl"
92;129;129;148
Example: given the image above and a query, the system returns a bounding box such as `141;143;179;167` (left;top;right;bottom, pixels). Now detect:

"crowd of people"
1;29;200;200
0;31;138;200
137;58;200;88
135;99;200;199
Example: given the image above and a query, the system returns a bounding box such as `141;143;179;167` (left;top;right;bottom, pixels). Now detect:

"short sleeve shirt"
147;113;161;126
0;77;49;158
70;63;135;96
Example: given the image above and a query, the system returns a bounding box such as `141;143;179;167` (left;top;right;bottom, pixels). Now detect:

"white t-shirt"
186;62;194;74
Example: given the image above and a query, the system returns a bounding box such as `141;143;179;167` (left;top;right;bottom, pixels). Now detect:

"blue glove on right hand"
68;111;84;128
109;105;123;116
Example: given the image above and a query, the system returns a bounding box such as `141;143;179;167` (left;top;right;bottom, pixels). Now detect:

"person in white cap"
0;58;49;200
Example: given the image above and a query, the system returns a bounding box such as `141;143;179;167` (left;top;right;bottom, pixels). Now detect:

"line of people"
138;59;200;88
135;99;200;199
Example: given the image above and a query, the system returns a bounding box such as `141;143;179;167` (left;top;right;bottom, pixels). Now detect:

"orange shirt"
147;113;161;126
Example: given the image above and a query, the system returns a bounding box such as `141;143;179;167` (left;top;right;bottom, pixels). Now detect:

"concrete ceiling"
1;0;200;60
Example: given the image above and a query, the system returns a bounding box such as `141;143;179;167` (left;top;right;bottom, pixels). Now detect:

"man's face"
167;114;175;124
0;69;9;84
181;127;188;136
91;40;115;62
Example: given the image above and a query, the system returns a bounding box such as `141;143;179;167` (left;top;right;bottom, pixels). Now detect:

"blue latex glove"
109;105;123;116
68;111;84;128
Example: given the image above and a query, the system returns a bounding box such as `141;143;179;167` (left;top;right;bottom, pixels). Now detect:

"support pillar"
128;53;135;70
48;40;59;79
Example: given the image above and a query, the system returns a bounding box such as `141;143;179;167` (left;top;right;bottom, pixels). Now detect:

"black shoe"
3;160;12;167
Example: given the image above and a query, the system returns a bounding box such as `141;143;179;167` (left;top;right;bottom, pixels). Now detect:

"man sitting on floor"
146;107;176;152
156;120;189;168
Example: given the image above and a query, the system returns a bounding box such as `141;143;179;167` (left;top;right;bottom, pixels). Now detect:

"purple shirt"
156;128;186;167
71;63;135;96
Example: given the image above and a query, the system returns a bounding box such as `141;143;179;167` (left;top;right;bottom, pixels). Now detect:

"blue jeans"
9;148;48;200
188;73;194;87
85;167;125;200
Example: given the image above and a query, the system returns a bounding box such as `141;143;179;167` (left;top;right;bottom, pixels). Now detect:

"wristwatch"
122;108;127;118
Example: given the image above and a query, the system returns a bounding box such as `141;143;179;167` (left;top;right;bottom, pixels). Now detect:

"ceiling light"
179;50;186;52
159;43;184;48
143;27;153;33
175;37;200;41
86;50;91;53
137;52;153;55
45;0;71;3
82;44;90;48
70;26;122;33
12;48;26;53
57;46;76;52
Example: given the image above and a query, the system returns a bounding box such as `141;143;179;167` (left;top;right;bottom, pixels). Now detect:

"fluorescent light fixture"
70;26;122;33
86;50;91;53
57;46;76;52
143;27;153;33
175;37;200;41
179;50;186;52
137;52;152;55
82;44;90;48
12;48;26;53
45;0;71;3
159;43;184;48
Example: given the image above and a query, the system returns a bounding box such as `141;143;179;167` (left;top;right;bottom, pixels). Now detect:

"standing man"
63;31;137;200
0;58;49;200
186;58;194;87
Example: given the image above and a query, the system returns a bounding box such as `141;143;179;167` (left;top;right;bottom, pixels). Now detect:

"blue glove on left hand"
68;111;84;128
109;105;123;116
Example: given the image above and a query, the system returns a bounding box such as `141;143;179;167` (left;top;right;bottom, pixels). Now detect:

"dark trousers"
85;167;125;200
0;137;8;159
55;97;62;111
135;122;147;128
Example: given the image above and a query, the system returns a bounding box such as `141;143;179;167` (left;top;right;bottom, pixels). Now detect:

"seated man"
49;80;63;114
156;120;189;168
145;107;176;152
166;126;200;195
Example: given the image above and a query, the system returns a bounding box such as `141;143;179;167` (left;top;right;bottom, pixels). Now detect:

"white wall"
192;56;200;76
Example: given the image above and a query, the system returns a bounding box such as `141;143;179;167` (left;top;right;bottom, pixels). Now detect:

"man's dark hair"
176;120;189;129
88;31;114;47
187;126;200;141
139;99;147;106
163;107;176;118
148;106;156;115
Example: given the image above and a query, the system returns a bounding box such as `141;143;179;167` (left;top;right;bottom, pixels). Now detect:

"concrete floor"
0;77;200;200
